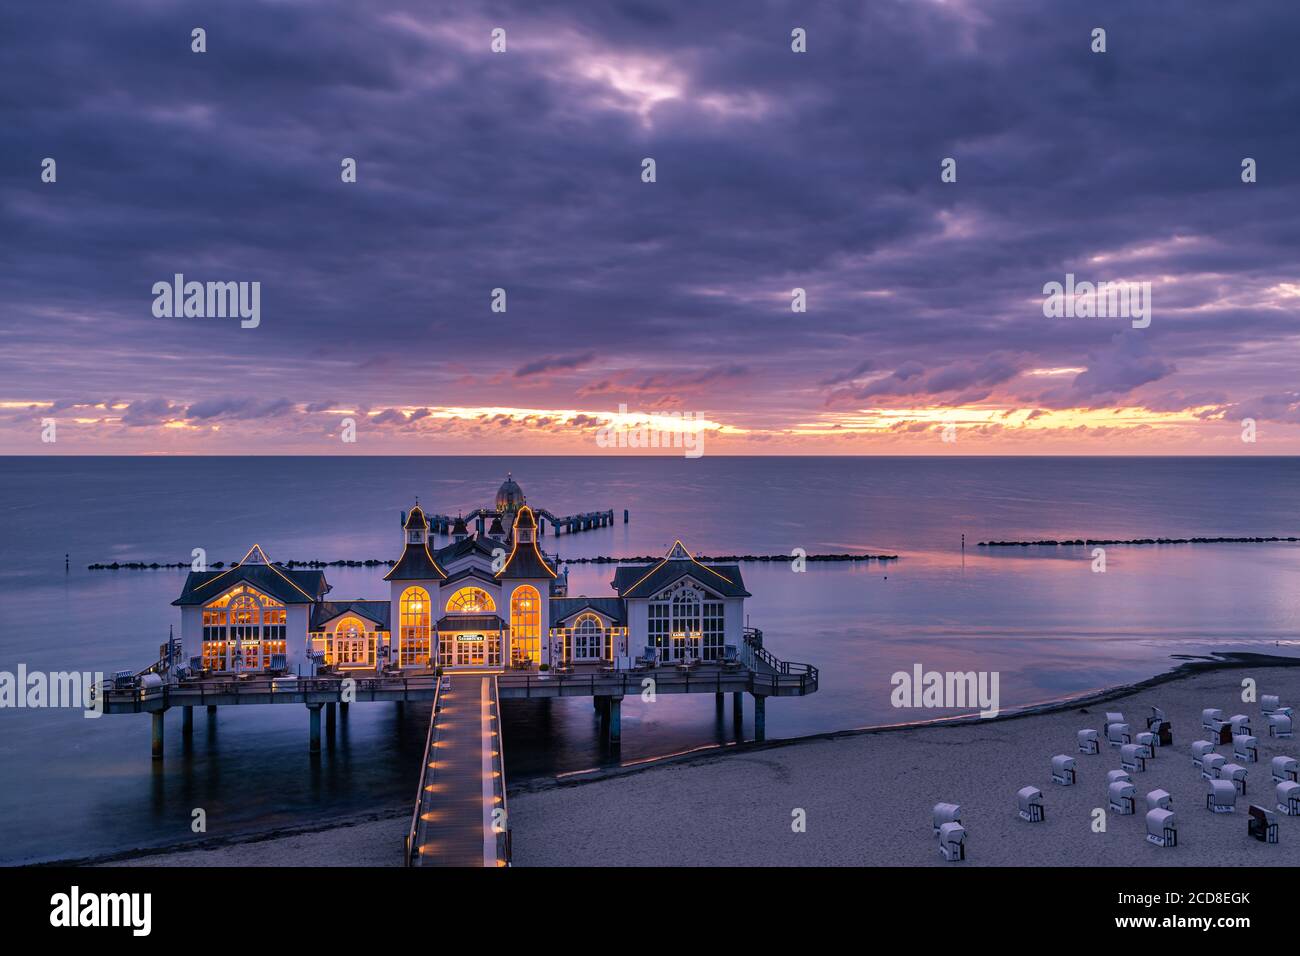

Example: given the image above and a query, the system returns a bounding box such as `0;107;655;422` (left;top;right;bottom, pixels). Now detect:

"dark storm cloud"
1;0;1298;441
514;351;597;378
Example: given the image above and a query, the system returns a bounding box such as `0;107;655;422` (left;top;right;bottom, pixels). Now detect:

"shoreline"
36;651;1300;867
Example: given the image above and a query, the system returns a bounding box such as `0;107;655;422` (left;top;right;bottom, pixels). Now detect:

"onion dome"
495;472;525;512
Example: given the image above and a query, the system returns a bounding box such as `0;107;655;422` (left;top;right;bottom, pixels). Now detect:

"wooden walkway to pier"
407;674;509;867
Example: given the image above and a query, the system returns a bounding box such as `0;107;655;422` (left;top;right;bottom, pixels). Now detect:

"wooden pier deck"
407;674;508;867
97;629;815;863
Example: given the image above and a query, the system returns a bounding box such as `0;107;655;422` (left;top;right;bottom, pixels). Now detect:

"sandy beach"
96;661;1300;867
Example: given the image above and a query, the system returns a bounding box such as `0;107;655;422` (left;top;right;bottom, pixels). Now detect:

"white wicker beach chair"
1271;756;1298;784
1017;786;1044;822
1191;740;1216;768
1121;743;1148;773
1106;769;1132;787
1052;754;1076;785
1108;780;1136;815
1201;708;1224;731
932;802;961;836
1202;753;1227;780
1077;729;1100;755
1221;762;1248;795
1267;714;1293;739
1277;780;1300;816
1233;734;1258;763
1145;808;1177;847
1106;722;1131;747
938;822;966;861
1230;714;1252;736
1206;778;1236;813
1146;788;1172;811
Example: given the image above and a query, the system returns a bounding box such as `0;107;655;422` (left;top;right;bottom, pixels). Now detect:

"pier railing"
404;677;444;867
491;677;511;867
742;627;818;692
99;640;818;710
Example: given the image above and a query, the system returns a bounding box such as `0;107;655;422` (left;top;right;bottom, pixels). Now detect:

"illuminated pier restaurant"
98;474;818;866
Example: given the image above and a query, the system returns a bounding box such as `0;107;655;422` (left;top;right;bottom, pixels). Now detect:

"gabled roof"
611;540;750;598
173;544;329;606
444;566;501;587
550;597;626;627
384;538;447;581
311;600;391;631
496;506;558;580
433;534;498;564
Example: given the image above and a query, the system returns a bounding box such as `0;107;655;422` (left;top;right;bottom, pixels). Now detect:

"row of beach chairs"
933;693;1297;860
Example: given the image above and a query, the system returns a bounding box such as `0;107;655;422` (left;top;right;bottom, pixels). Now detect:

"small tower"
495;472;526;525
488;515;505;541
451;513;468;544
404;504;427;546
384;504;447;669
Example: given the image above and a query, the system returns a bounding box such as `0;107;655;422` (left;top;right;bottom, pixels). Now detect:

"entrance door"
468;635;485;666
455;634;486;666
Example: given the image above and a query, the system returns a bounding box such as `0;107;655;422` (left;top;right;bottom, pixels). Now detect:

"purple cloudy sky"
2;0;1298;454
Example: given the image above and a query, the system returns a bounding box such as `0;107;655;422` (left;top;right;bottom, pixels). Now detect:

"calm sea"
1;456;1297;863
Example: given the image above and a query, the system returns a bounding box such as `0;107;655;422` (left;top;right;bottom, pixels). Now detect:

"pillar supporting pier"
753;694;767;742
151;710;166;759
732;691;744;735
308;704;323;753
608;695;622;745
182;705;193;736
325;701;336;733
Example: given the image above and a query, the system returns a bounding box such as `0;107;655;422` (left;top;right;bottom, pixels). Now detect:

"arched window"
510;585;540;665
573;614;605;660
400;587;431;667
202;585;285;672
446;587;495;613
333;615;372;667
670;588;702;661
